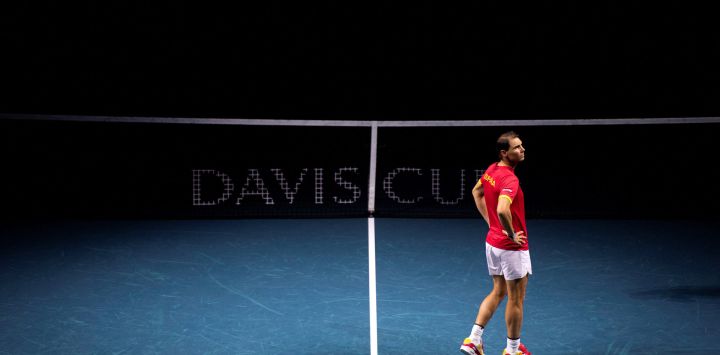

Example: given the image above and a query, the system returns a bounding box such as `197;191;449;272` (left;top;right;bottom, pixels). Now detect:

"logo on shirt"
501;188;513;194
483;173;496;187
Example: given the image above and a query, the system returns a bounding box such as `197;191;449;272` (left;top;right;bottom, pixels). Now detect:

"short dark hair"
496;131;519;158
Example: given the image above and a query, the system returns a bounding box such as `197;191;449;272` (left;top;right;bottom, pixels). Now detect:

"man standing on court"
460;131;532;355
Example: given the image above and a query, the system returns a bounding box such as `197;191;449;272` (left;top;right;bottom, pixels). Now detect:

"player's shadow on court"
629;286;720;302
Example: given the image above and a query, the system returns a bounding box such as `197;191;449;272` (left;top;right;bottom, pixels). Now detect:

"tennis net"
1;114;718;219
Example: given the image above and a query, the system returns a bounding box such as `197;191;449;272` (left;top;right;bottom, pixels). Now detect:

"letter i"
314;168;324;204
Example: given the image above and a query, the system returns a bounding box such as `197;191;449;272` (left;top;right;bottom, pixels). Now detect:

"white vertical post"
368;121;379;355
368;217;378;355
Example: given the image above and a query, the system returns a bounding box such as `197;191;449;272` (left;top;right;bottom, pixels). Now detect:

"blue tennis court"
4;0;720;352
2;218;718;354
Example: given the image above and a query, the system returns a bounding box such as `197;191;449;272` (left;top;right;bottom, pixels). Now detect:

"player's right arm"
472;179;490;226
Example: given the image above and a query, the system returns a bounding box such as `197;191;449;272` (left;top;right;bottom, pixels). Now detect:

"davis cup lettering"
431;168;465;205
383;168;423;204
192;169;234;206
192;168;352;206
237;168;275;205
314;168;323;204
271;168;308;204
334;167;362;204
192;168;481;206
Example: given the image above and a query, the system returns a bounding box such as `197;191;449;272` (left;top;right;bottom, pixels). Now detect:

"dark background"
0;119;371;218
1;2;718;119
2;119;717;219
1;2;719;219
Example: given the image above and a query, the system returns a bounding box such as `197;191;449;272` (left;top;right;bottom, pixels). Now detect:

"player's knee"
492;287;507;299
506;293;524;305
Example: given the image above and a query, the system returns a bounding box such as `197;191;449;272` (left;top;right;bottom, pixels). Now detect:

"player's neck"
497;160;516;168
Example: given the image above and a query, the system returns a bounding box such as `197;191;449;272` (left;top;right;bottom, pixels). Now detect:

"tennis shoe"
502;343;531;355
460;337;484;355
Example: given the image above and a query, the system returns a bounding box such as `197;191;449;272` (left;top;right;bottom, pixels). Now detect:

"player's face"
505;137;525;164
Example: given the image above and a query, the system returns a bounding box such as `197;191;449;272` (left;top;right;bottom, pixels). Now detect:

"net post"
368;121;378;215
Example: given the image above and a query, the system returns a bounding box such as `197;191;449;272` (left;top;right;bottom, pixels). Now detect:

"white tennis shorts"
485;242;532;280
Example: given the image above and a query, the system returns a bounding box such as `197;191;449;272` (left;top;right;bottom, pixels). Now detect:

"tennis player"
460;131;532;355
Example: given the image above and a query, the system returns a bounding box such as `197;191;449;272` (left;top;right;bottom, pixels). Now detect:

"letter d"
192;169;234;206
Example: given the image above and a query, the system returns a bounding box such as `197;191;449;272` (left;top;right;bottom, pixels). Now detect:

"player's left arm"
497;176;526;245
472;179;490;226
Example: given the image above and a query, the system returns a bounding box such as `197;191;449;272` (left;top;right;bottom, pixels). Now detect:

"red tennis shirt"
476;162;529;251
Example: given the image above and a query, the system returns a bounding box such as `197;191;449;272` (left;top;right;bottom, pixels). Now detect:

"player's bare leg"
461;276;507;354
475;275;507;326
504;274;529;354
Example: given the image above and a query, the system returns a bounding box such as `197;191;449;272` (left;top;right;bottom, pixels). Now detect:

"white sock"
506;337;520;353
470;324;484;344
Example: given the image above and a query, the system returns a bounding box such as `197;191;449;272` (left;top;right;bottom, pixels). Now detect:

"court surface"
1;218;719;354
